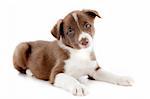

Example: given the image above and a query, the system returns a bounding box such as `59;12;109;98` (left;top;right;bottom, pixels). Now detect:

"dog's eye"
68;28;72;33
67;27;74;35
84;23;91;29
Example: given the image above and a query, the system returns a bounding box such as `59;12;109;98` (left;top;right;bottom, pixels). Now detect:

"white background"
1;0;150;98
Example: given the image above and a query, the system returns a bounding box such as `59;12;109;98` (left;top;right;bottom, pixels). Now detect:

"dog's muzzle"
78;32;93;48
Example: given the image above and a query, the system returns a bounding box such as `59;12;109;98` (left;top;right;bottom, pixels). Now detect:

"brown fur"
13;9;101;84
13;41;69;82
51;10;100;49
13;42;31;74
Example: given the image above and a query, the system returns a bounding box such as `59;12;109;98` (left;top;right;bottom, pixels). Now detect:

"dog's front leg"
91;67;134;86
53;73;88;96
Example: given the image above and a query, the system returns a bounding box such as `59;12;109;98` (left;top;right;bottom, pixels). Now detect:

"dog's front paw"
72;84;88;96
116;76;134;86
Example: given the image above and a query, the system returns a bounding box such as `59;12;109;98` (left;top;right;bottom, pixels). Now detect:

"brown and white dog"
13;9;133;96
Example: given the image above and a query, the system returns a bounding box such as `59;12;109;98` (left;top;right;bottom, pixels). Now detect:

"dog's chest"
64;49;97;78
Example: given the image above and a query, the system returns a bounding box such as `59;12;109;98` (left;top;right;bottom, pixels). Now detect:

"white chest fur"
64;47;97;79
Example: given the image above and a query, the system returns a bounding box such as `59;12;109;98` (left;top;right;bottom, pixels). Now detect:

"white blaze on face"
72;13;93;49
72;13;81;30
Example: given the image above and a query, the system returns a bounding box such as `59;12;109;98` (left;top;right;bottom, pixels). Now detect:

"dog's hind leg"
13;42;31;74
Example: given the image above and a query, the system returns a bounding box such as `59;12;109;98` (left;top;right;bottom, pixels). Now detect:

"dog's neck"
57;38;94;53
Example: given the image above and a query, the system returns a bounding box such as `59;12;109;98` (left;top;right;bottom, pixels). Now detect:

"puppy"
13;9;133;96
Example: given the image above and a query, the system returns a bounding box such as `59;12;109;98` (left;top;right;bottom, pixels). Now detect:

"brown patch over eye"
66;27;74;36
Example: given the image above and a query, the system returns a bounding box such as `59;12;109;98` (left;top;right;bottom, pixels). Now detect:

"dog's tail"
13;42;31;74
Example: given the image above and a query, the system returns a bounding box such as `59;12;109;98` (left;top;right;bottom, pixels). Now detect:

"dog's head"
51;9;101;49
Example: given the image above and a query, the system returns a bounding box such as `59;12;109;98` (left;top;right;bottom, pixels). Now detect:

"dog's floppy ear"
82;9;101;19
51;19;64;40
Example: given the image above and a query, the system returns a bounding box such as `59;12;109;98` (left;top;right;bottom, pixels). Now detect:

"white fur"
72;13;78;25
26;69;33;77
54;73;88;96
72;13;81;31
92;69;134;86
56;34;97;95
78;75;89;84
58;33;97;79
64;49;97;78
56;30;133;96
